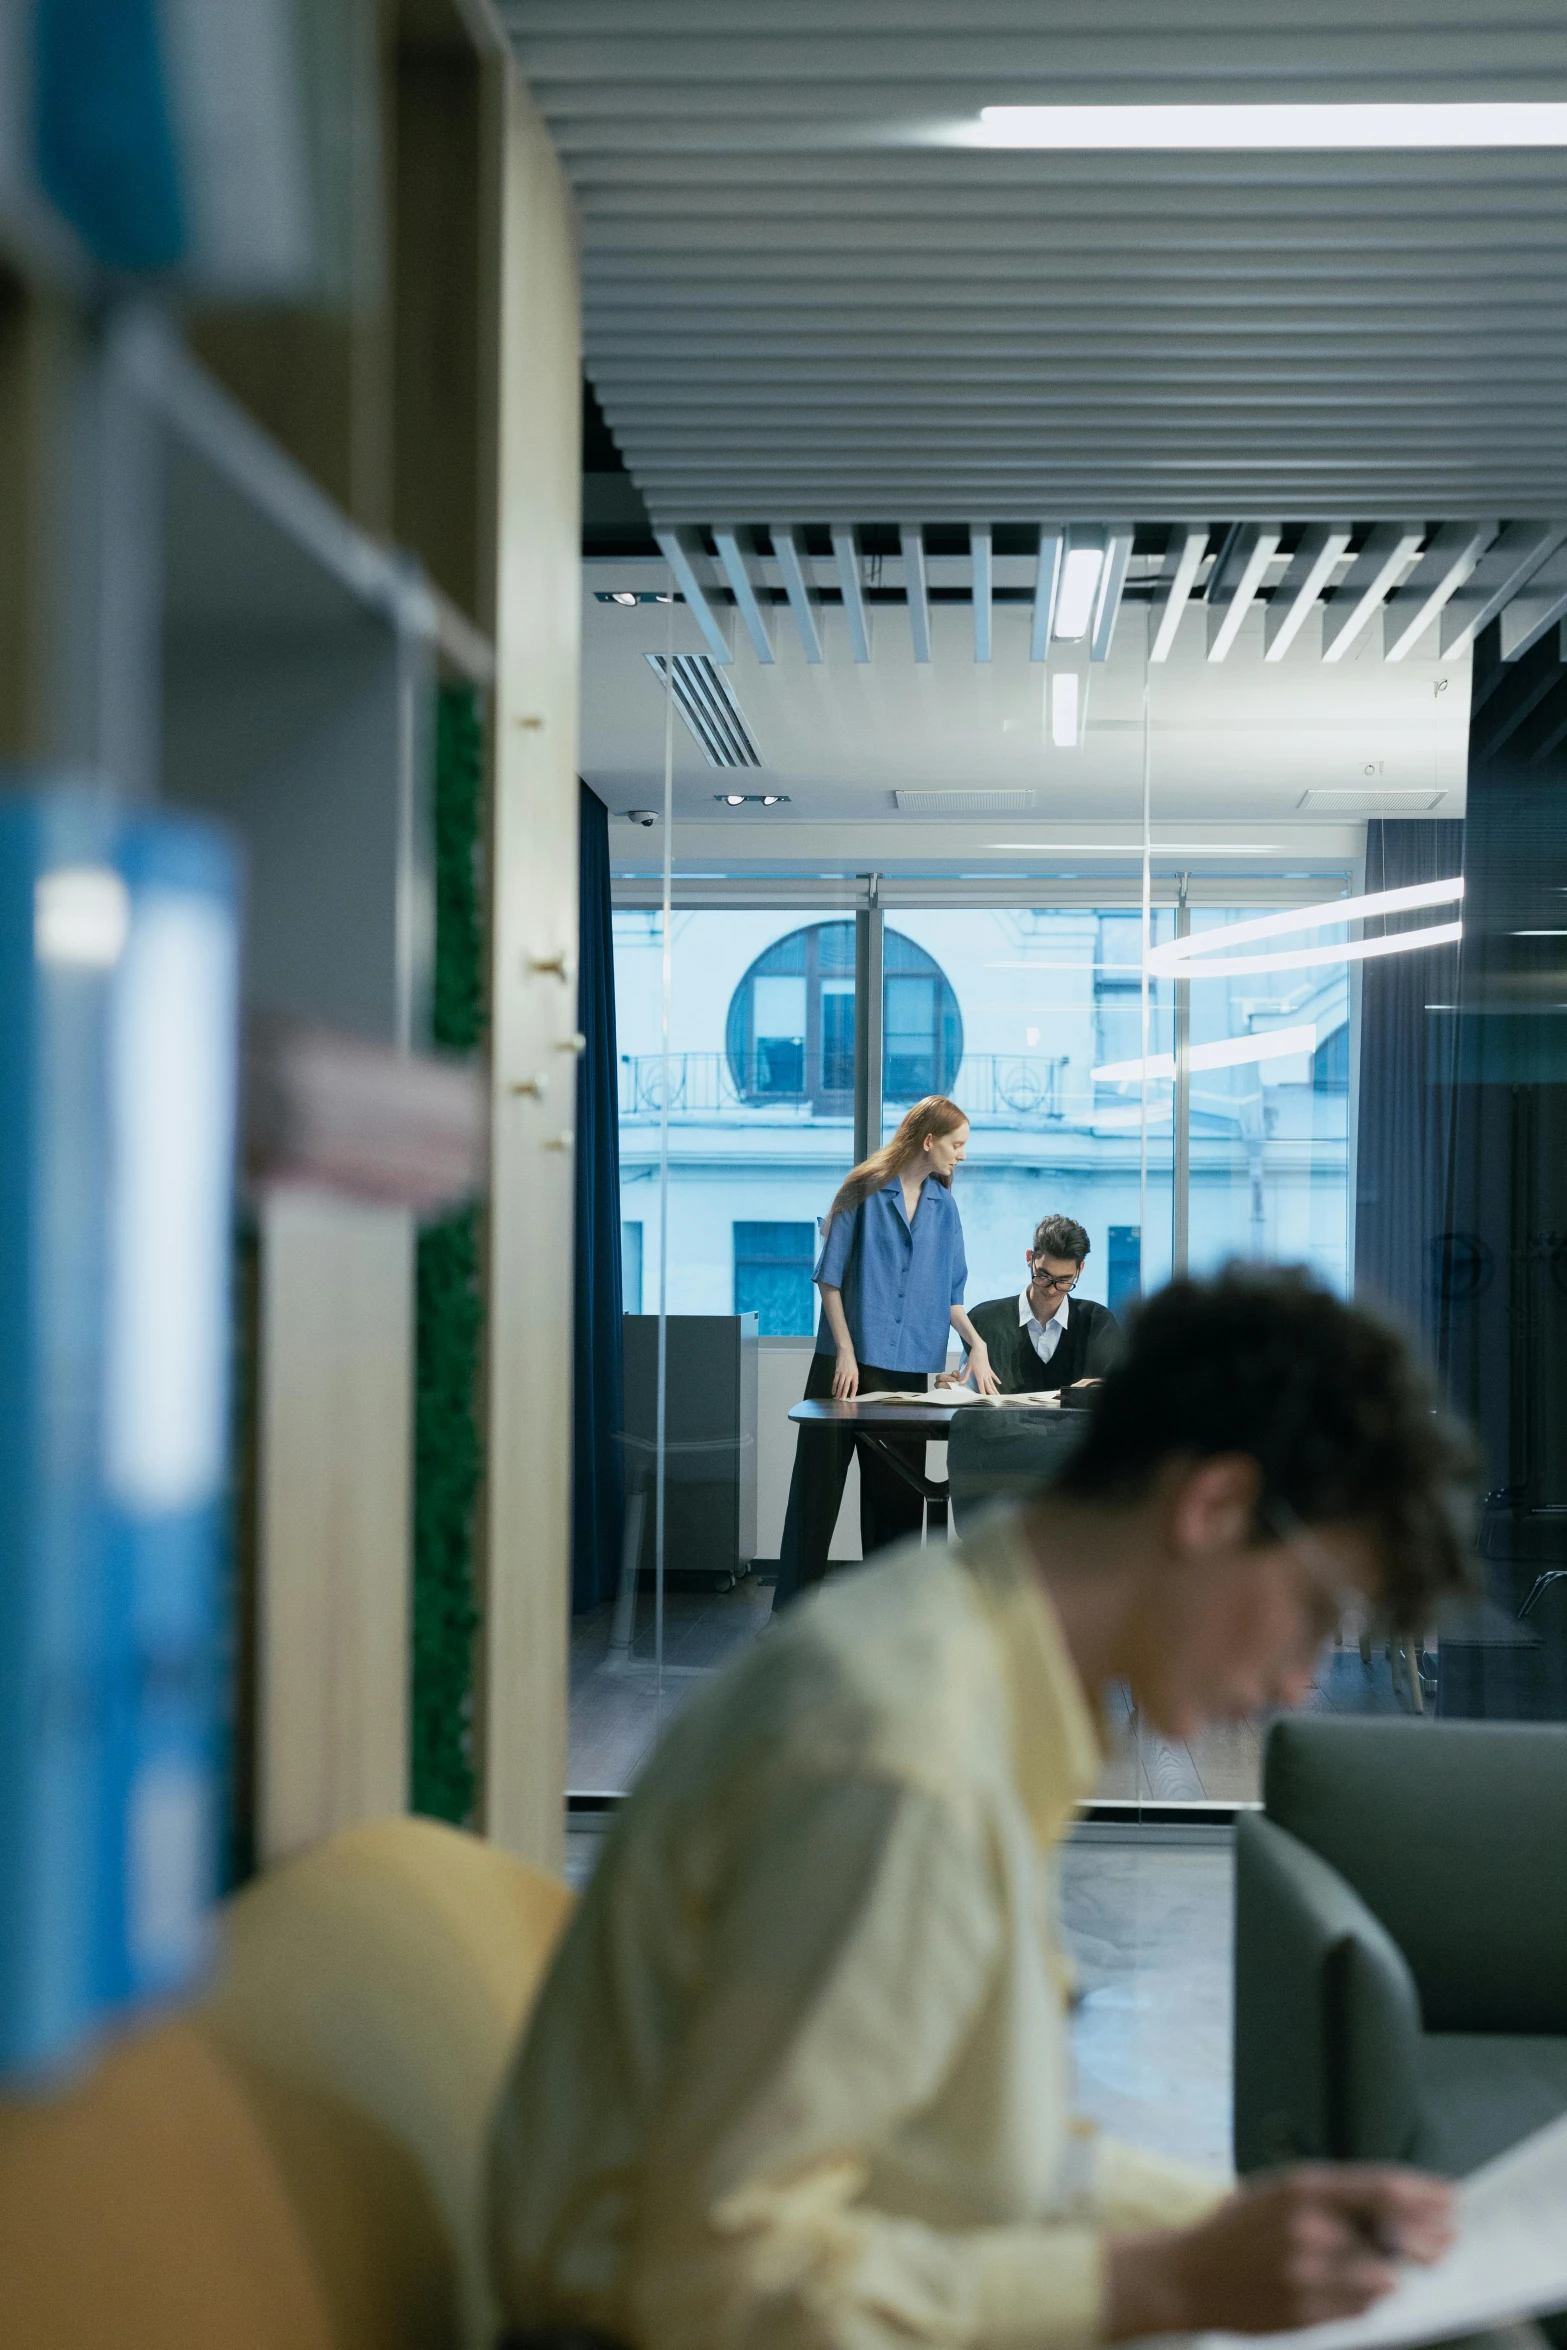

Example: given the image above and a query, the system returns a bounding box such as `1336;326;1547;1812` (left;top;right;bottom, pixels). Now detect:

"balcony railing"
618;1052;1068;1123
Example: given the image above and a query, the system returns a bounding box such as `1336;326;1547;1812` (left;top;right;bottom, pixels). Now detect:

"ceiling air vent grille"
895;789;1037;815
646;653;761;770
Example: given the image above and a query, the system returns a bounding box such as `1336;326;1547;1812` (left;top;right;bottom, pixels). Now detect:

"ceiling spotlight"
761;794;783;806
653;593;674;604
610;591;638;607
723;794;746;806
713;792;793;807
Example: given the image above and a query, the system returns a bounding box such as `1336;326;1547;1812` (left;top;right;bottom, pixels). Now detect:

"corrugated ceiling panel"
504;3;1567;519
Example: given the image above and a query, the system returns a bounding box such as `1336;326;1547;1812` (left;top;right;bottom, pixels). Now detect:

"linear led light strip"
1145;877;1464;979
1094;1024;1317;1086
962;104;1567;148
983;841;1280;855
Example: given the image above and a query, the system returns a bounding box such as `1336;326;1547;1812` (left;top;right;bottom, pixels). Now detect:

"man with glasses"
494;1269;1477;2350
950;1213;1123;1395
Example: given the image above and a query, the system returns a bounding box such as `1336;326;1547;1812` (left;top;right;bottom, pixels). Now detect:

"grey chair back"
1263;1716;1567;2034
945;1408;1088;1531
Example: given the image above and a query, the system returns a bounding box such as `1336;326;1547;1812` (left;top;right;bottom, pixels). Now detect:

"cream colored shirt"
490;1515;1225;2350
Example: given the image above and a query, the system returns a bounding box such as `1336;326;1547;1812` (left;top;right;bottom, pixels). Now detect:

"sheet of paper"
853;1389;1066;1409
1194;2109;1567;2350
853;1388;994;1405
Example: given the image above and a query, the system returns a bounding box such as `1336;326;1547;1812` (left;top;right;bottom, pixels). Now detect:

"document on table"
853;1389;1063;1409
1194;2109;1567;2350
854;1388;993;1406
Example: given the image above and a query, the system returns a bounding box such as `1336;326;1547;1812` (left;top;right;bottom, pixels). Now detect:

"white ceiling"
507;1;1567;519
531;9;1510;876
581;553;1469;870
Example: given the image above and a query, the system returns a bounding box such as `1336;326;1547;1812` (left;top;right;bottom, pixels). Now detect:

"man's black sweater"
966;1292;1123;1393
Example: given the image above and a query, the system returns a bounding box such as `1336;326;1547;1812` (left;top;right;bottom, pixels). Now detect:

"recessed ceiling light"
610;591;638;606
1050;673;1081;747
1053;549;1104;641
713;792;793;807
961;102;1567;149
722;794;746;806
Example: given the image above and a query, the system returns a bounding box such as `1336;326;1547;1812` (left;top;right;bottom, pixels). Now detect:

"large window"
734;1220;816;1336
725;920;961;1114
879;904;1349;1307
880;905;1176;1307
617;909;854;1323
615;896;1350;1330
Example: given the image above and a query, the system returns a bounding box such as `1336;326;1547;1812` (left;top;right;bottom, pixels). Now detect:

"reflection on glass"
1180;908;1350;1289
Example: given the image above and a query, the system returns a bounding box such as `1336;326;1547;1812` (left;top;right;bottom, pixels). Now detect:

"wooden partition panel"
256;1190;415;1862
481;64;581;1871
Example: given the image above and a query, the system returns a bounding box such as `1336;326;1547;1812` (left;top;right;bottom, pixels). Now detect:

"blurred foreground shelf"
0;0;581;1898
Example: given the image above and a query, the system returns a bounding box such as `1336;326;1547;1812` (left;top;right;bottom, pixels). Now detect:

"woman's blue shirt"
812;1175;968;1373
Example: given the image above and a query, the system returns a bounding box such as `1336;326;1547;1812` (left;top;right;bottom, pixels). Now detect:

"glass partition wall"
572;856;1374;1809
572;606;1567;1834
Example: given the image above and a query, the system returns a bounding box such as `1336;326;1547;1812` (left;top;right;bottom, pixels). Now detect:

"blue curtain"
572;785;626;1613
1353;817;1464;1358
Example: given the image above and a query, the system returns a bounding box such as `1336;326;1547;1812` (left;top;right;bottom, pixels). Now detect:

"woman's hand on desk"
933;1369;967;1390
966;1339;1000;1396
831;1347;860;1400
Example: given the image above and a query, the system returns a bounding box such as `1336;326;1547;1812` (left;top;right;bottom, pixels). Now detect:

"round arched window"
726;922;963;1113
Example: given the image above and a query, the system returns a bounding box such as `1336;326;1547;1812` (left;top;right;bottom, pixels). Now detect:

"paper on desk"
1195;2109;1567;2350
853;1388;988;1405
854;1389;1062;1409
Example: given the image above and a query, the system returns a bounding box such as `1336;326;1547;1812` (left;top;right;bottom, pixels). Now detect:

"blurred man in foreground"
493;1268;1473;2350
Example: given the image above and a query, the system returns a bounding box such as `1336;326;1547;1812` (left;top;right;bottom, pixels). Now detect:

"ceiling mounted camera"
626;808;660;827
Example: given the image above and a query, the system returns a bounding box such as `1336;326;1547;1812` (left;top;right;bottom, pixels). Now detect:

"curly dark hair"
1053;1264;1477;1627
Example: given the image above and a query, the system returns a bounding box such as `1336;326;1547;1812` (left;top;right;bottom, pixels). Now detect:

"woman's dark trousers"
772;1353;929;1610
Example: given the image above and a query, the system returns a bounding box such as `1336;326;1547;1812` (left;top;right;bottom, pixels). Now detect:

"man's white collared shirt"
1020;1285;1070;1366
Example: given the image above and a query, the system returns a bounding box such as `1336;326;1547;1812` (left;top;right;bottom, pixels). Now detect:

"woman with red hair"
772;1095;997;1609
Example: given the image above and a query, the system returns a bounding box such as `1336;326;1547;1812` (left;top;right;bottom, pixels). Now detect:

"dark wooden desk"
787;1396;1087;1540
788;1397;965;1437
788;1396;966;1532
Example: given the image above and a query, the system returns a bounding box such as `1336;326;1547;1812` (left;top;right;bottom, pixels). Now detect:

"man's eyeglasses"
1259;1496;1361;1649
1031;1270;1079;1296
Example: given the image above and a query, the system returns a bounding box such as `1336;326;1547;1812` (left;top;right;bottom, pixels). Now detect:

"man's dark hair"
1032;1214;1090;1264
1054;1264;1476;1626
